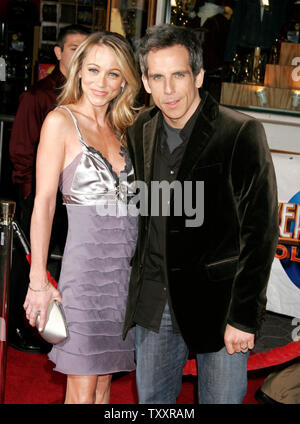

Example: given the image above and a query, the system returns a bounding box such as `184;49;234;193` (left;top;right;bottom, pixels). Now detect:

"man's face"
142;44;204;129
55;33;88;77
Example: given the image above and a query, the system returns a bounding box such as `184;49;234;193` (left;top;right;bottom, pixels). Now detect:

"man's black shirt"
133;99;203;332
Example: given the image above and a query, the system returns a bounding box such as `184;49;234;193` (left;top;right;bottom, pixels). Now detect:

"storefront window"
168;0;193;26
109;0;149;49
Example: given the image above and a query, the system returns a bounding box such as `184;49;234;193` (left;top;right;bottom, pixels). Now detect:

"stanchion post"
0;200;16;404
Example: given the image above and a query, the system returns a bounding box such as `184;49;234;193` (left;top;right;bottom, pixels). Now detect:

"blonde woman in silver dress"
23;32;140;404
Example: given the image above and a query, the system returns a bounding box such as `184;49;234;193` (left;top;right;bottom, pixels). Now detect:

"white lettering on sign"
291;57;300;82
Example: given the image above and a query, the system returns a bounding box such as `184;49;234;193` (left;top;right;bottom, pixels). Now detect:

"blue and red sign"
276;191;300;289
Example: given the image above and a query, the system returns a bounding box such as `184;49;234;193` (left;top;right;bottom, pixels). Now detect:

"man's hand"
224;324;255;354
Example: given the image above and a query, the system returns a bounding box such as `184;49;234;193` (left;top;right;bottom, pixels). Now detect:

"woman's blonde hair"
57;31;140;144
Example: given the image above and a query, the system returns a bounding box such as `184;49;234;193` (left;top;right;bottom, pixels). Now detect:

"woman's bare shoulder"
44;106;71;125
42;105;77;137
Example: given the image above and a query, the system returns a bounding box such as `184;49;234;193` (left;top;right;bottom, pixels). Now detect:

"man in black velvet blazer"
123;24;279;404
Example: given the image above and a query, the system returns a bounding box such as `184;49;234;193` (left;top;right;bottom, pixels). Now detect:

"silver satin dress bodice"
57;105;136;207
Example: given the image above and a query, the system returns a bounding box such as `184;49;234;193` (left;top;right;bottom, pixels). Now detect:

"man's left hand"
224;324;255;354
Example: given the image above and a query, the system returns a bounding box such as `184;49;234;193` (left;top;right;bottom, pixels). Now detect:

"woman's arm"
23;110;67;332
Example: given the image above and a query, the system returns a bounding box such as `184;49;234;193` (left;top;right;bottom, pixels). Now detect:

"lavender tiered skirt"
48;205;137;375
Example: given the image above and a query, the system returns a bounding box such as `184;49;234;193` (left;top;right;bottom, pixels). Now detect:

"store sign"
291;57;300;82
277;193;300;288
267;153;300;318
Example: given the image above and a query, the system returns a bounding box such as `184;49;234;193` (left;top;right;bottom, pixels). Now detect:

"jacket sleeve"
227;118;279;333
9;90;45;198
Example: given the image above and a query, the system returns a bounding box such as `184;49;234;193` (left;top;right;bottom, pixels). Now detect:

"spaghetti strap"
56;105;87;147
55;106;129;183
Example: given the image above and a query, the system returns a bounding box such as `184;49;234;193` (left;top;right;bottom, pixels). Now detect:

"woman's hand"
23;275;62;332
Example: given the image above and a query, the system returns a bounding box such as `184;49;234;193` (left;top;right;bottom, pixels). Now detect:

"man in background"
9;24;89;353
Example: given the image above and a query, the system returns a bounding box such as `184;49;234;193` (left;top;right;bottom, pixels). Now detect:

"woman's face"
79;44;125;108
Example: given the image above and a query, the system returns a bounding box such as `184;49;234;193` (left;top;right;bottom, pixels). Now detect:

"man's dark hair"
138;24;203;78
56;24;91;50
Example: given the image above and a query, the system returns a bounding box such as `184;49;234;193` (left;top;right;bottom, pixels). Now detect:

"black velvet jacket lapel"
142;111;160;185
176;92;219;181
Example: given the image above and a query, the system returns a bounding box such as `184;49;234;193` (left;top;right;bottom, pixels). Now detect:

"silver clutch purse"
36;300;68;344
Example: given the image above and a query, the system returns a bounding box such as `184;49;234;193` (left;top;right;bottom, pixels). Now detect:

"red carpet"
3;347;269;404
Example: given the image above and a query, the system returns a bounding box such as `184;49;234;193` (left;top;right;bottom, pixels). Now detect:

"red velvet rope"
247;340;300;371
183;340;300;375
